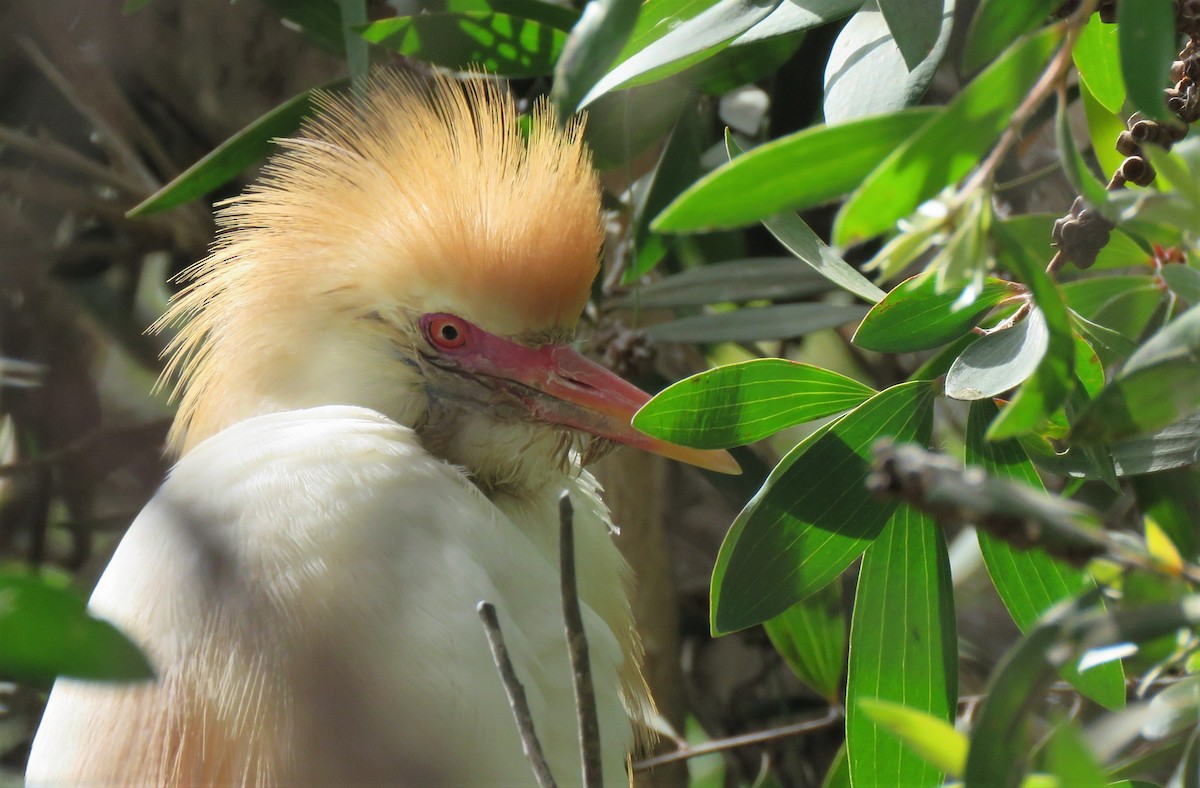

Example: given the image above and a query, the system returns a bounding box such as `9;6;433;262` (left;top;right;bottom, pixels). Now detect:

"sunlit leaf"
834;27;1060;245
1161;264;1200;303
877;0;943;70
0;573;154;684
654;109;937;232
857;699;967;778
945;308;1048;401
360;13;566;76
634;359;875;448
1074;12;1126;114
726;133;886;303
1117;0;1176;122
731;0;859;45
847;505;956;787
854;275;1020;353
711;381;935;634
129;80;347;216
1045;719;1106;788
581;0;781;105
550;0;640;118
962;0;1060;74
822;0;953;124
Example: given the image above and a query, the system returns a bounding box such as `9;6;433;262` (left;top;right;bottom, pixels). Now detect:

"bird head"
156;73;738;488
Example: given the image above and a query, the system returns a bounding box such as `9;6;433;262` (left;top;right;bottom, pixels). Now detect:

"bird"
25;72;738;786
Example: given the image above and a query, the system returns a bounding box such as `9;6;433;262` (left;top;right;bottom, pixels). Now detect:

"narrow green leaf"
550;0;640;119
1117;0;1176;122
1133;467;1200;560
1002;214;1149;273
963;0;1059;74
1055;87;1110;208
857;275;1020;354
988;225;1075;439
966;401;1126;709
360;13;566;76
1024;412;1200;478
822;0;953;124
128;80;347;216
644;303;869;343
443;0;581;30
858;699;967;779
1064;275;1157;319
821;744;851;788
1074;11;1126;114
878;0;943;71
0;573;154;684
834;26;1061;245
1081;78;1129;178
731;0;859;46
946;307;1049;401
727;133;886;303
580;0;781;106
339;0;369;86
847;505;957;787
1074;302;1200;441
764;582;846;701
634;359;875;449
711;381;936;635
654;109;937;233
626;103;702;282
620;258;832;308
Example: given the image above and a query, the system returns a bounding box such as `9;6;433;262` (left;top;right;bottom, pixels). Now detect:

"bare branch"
477;601;559;788
633;709;842;772
0;124;145;197
558;492;603;788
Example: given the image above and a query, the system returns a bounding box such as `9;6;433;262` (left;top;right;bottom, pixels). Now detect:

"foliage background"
3;0;1200;785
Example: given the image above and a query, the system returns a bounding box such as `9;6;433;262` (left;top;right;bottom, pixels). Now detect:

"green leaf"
620;258;833;307
128;80;347;217
625;103;703;282
550;0;640;119
1081;78;1129;178
580;0;781;106
1161;264;1200;303
731;0;859;45
633;359;875;449
847;505;957;787
654;109;937;233
339;0;369;86
764;582;846;701
1045;720;1106;788
124;0;154;12
856;275;1020;353
644;303;869;343
1117;0;1176;122
858;699;967;779
963;0;1060;74
711;380;936;635
878;0;943;71
1024;412;1200;478
1002;214;1148;273
0;573;154;684
823;0;953;124
988;224;1076;439
966;401;1126;709
1133;467;1200;560
443;0;582;30
946;307;1049;401
360;14;566;76
726;133;886;303
834;26;1061;245
1142;674;1200;741
821;744;851;788
1074;302;1200;441
1055;87;1111;208
1073;11;1126;114
1063;275;1157;319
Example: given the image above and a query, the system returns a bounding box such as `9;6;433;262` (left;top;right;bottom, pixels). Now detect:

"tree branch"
559;492;603;788
477;601;559;788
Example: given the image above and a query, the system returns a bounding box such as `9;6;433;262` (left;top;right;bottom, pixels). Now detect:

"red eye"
423;314;469;350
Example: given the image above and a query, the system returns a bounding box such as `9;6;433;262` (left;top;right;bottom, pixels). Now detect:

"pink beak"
425;315;741;475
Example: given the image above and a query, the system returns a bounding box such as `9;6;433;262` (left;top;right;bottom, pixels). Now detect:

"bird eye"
423;314;469;351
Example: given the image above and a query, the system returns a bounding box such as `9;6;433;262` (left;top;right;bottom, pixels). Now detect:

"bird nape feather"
27;71;736;787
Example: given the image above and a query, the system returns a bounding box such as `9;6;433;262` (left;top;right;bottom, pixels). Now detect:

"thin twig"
960;0;1098;197
558;492;603;788
632;708;843;772
477;601;559;788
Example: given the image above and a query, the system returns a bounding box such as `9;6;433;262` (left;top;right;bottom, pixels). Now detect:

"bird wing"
27;406;634;786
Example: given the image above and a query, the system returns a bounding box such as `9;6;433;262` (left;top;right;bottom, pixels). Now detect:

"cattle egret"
25;73;738;786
